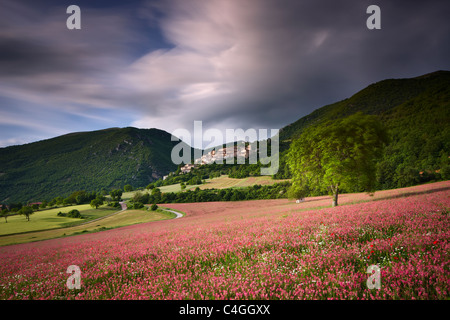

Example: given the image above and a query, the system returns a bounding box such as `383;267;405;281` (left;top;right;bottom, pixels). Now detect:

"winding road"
79;202;183;227
161;208;183;219
78;201;128;226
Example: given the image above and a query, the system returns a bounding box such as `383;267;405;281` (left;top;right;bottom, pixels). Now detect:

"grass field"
124;175;289;197
159;183;202;193
199;175;289;190
0;206;176;246
0;204;118;236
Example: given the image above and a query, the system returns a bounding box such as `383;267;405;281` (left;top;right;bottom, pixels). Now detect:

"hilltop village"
179;145;252;174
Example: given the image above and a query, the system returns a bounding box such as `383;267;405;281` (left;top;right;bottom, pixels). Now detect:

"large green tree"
1;209;9;223
287;112;389;207
90;198;104;209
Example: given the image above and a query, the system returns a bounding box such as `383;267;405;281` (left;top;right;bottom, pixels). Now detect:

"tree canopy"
110;189;123;201
287;112;389;206
90;198;104;209
19;206;34;221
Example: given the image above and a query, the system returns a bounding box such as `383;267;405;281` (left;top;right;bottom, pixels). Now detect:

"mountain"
1;71;449;203
279;70;449;142
276;70;450;189
0;127;194;203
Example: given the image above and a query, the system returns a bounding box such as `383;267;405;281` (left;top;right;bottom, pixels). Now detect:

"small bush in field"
67;209;81;218
57;209;82;218
133;202;144;209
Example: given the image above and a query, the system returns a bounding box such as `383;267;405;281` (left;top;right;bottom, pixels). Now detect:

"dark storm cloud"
0;37;96;76
0;0;449;147
355;0;450;78
126;0;450;138
0;0;147;128
0;0;153;146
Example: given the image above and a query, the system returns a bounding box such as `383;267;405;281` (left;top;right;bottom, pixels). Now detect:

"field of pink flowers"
0;181;449;300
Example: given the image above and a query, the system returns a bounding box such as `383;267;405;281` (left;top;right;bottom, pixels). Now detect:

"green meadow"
0;206;177;246
0;204;117;236
123;175;288;198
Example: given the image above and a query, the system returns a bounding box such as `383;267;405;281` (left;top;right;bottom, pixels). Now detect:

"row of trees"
0;189;118;222
128;182;291;206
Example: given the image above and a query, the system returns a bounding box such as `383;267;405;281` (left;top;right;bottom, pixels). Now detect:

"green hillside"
0;127;194;203
276;70;450;189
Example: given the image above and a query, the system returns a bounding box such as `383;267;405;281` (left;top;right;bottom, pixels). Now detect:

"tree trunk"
332;186;339;207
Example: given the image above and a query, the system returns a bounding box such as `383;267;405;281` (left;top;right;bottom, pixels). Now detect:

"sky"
0;0;449;148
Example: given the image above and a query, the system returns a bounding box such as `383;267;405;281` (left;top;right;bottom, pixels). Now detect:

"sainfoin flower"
0;181;448;300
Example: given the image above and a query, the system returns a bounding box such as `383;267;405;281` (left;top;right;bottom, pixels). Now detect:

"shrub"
67;209;82;218
133;202;144;209
151;204;158;211
109;201;120;208
440;165;450;180
57;209;82;218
